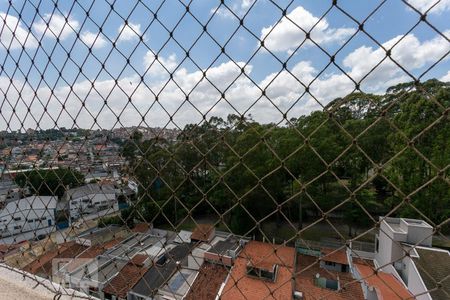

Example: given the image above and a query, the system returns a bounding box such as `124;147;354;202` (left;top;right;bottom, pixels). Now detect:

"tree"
15;168;85;198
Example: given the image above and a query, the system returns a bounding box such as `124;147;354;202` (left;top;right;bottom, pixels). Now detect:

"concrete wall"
403;256;432;300
375;220;407;267
204;252;233;266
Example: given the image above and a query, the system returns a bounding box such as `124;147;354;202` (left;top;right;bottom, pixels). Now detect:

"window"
14;225;21;230
13;217;21;221
246;265;277;282
27;219;34;223
325;261;336;267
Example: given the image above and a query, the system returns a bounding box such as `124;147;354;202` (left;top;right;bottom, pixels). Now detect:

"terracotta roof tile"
221;241;295;300
356;263;412;300
191;224;215;242
132;223;151;233
22;241;76;275
78;238;122;259
130;254;148;267
185;262;228;300
103;262;148;299
321;248;349;265
296;254;364;300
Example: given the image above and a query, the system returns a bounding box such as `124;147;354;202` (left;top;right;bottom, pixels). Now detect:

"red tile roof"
356;264;412;300
191;224;215;242
130;254;148;267
296;254;364;300
22;241;76;275
321;248;349;265
221;241;295;300
132;223;151;233
78;238;122;259
103;262;148;299
38;243;88;276
185;262;228;300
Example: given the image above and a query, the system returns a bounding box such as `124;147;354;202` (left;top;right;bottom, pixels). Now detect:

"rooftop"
220;241;295;300
191;224;214;242
22;241;81;275
207;235;241;256
413;247;450;300
64;183;116;200
185;262;229;300
295;254;364;300
130;243;193;298
355;263;412;300
158;268;198;299
131;223;151;233
321;248;349;265
102;261;149;299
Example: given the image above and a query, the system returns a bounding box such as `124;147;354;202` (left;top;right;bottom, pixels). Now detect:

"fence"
0;0;449;299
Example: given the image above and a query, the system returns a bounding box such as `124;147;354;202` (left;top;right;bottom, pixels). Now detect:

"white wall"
404;256;432;300
69;193;116;219
0;196;56;236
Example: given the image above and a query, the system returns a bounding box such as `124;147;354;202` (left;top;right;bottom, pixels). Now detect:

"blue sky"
0;0;449;130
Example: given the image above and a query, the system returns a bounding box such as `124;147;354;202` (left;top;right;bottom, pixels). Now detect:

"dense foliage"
15;167;85;198
125;80;449;235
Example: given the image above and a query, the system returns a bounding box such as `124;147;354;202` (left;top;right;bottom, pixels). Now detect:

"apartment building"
0;196;56;238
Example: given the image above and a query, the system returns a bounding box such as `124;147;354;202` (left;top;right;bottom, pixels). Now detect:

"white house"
0;195;57;237
63;184;118;221
373;217;450;300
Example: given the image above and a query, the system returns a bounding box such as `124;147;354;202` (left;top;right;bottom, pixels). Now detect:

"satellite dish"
315;273;320;279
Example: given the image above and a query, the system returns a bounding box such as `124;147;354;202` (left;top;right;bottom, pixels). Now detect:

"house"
128;243;193;300
56;234;160;298
219;241;296;300
372;217;450;300
156;268;199;299
191;224;215;243
204;235;245;267
63;184;118;220
294;242;365;300
0;195;57;238
102;255;149;300
23;241;88;279
353;261;413;300
185;262;229;300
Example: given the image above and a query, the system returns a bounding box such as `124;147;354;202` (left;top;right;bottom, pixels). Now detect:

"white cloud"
33;13;79;40
340;31;450;91
117;22;141;41
80;31;107;49
1;31;449;130
441;71;450;82
0;13;38;49
261;6;355;53
405;0;450;14
144;51;178;77
214;0;255;18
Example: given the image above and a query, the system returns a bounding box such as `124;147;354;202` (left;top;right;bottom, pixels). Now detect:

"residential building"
294;243;365;300
63;184;118;220
0;195;57;238
103;255;149;300
204;235;245;267
219;241;296;300
185;262;229;300
372;217;450;300
190;224;215;243
128;243;193;300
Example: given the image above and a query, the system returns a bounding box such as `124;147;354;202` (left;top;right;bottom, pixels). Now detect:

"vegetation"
121;80;449;236
15;167;85;198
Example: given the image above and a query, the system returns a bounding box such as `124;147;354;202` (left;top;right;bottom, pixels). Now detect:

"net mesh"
0;0;449;299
